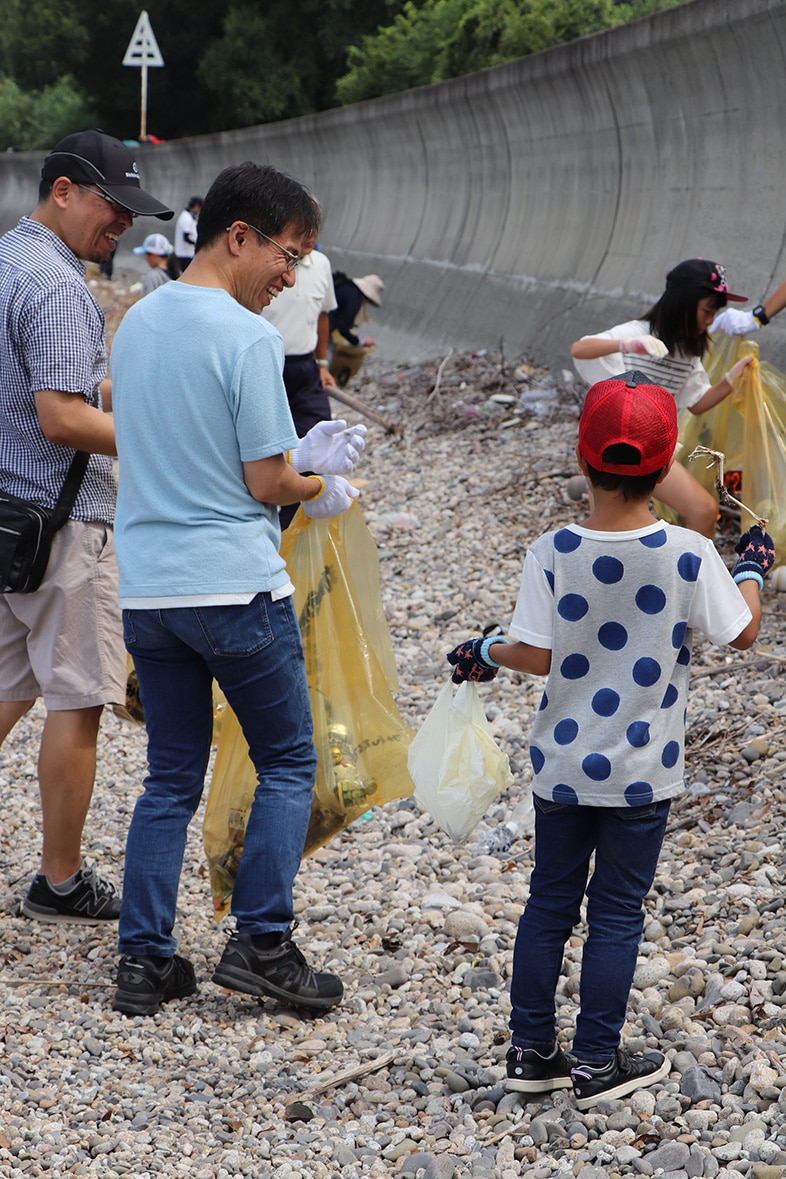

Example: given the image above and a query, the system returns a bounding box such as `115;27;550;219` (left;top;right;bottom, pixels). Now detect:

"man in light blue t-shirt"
110;161;363;1017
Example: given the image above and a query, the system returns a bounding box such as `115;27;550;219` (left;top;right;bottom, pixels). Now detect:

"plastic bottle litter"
372;511;421;529
473;820;519;857
519;384;558;404
519;382;558;419
473;795;534;856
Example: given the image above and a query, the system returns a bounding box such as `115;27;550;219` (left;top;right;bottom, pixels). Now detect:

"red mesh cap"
579;374;678;476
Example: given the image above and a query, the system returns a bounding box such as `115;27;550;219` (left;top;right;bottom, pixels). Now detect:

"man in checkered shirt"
0;130;173;924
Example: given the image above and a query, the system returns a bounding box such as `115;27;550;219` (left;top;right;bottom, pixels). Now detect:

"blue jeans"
509;794;670;1061
119;594;317;957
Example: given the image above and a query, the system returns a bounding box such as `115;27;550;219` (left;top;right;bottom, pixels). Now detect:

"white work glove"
302;474;360;519
290;420;367;475
724;356;753;386
713;308;759;336
619;334;669;359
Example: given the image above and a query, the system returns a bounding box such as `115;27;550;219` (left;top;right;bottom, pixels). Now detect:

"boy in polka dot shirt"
447;373;773;1109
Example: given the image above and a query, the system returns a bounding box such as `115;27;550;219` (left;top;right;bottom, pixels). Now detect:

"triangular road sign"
123;10;165;68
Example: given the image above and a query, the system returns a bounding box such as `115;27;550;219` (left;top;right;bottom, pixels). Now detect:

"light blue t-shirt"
510;522;751;807
111;282;300;599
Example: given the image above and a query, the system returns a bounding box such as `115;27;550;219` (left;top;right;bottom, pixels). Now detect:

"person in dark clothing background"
329;273;383;348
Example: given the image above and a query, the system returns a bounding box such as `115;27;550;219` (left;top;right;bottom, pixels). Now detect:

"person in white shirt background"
262;237;360;528
174;196;202;271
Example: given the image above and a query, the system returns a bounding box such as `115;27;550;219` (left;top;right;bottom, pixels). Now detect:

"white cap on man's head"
133;233;173;256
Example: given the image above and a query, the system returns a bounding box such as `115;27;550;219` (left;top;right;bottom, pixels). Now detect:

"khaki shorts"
0;520;126;710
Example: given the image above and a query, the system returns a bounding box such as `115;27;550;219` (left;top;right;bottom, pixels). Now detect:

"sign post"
122;10;165;141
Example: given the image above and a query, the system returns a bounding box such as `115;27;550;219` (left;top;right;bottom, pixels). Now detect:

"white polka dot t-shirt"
510;522;751;807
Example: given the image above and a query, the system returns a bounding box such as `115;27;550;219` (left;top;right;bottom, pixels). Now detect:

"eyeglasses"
227;223;300;271
77;184;136;219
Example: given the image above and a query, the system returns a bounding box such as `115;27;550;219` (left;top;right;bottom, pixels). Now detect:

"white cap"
133;233;173;256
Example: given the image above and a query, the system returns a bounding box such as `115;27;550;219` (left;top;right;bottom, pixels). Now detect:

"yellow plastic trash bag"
112;655;146;725
329;330;374;387
113;654;228;740
203;502;415;920
408;679;513;843
654;336;786;564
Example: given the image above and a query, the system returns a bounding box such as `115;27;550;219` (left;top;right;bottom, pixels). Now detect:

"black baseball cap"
41;130;173;220
665;258;746;303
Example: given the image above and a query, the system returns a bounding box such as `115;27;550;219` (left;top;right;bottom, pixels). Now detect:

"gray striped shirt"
0;218;116;522
575;319;711;410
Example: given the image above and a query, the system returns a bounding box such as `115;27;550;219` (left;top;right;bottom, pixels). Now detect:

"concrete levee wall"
2;0;786;371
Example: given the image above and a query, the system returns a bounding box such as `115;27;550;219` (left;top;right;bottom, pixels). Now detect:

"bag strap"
47;451;90;533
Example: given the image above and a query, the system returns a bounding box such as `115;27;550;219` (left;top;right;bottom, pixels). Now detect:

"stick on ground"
328;387;400;435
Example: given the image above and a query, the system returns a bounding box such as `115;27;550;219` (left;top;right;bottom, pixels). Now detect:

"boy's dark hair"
645;286;725;359
196;161;320;252
585;443;664;501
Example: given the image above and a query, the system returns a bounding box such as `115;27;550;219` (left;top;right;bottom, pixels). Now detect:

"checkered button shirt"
0;218;116;522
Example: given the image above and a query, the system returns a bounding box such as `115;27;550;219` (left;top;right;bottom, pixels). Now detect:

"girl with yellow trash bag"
571;259;752;537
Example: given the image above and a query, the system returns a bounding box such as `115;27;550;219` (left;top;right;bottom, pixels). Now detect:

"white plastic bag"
408;679;513;842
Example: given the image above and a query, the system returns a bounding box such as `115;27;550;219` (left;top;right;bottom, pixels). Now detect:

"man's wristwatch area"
752;304;770;326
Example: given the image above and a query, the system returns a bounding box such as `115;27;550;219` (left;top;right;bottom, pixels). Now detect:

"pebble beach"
2;279;786;1179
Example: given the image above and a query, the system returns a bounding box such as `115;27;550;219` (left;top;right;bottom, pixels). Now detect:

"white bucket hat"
352;274;384;307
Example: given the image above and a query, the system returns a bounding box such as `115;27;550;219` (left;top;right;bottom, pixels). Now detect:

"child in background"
447;373;771;1108
133;233;181;297
570;259;752;537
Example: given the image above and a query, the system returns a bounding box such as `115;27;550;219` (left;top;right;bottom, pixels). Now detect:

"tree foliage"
0;77;94;152
337;0;683;104
0;0;685;149
335;0;467;106
0;0;413;148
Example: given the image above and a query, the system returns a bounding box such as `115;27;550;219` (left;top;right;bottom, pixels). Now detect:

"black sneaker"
505;1044;576;1093
212;924;343;1011
21;862;121;924
113;954;197;1016
571;1049;669;1109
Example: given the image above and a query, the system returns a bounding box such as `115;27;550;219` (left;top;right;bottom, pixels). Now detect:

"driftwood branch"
284;1049;398;1106
425;349;455;406
0;978;111;987
687;446;767;527
328;387;400;435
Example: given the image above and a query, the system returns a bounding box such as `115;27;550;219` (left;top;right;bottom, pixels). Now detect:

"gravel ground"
2;279;786;1178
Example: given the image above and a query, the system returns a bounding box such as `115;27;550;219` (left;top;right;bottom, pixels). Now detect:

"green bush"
0;76;94;152
336;0;683;104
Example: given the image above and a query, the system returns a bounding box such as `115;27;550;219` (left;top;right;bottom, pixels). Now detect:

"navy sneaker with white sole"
505;1044;576;1093
571;1049;669;1109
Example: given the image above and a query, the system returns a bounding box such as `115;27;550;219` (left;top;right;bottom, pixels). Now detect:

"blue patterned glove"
446;637;502;684
732;525;775;590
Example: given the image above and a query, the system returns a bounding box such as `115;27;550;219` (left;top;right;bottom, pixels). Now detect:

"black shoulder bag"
0;451;90;593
